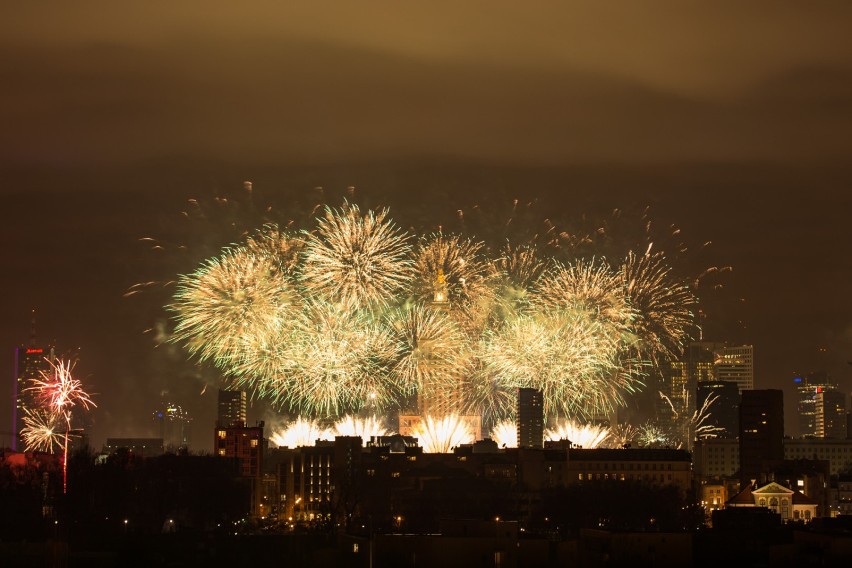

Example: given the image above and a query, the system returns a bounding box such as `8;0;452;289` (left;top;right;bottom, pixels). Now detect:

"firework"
271;418;332;448
413;414;474;453
489;420;517;448
479;310;641;420
27;359;95;415
301;202;413;309
331;415;388;445
25;358;95;493
168;202;703;425
606;423;638;448
412;233;496;324
659;389;725;449
495;243;547;291
169;243;299;367
637;422;673;448
535;259;633;331
271;301;403;417
545;420;610;449
20;408;63;453
621;250;697;361
387;304;469;404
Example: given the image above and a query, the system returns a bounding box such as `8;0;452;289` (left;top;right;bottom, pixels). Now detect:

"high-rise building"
217;389;246;427
517;388;543;449
660;342;720;422
795;371;836;437
739;389;784;482
153;403;192;450
12;317;55;451
714;345;753;392
815;388;847;439
696;380;740;439
660;343;752;425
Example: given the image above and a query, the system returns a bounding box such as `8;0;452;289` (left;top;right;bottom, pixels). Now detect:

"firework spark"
545;420;610;448
489;420;517;448
637;422;673;448
270;418;332;448
414;415;474;453
301;202;412;309
331;415;388;445
20;408;63;453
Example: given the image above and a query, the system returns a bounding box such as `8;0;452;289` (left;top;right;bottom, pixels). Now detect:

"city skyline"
2;2;852;451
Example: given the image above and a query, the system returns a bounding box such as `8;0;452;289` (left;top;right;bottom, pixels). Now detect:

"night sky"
2;2;851;450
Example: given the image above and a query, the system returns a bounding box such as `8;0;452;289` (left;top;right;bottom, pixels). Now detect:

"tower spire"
29;309;37;347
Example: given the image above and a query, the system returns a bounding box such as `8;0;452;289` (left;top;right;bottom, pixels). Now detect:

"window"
218;430;226;439
250;439;258;448
391;472;400;478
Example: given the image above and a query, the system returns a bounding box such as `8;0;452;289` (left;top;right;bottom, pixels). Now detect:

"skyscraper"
714;345;754;392
739;389;784;482
12;315;55;450
517;388;543;449
795;371;836;437
660;342;752;425
217;389;246;427
815;388;847;439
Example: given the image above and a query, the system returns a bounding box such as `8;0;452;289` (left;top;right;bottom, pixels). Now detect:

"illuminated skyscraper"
517;388;543;449
714;345;754;392
217;389;246;427
815;388;847;439
795;371;836;437
12;314;55;450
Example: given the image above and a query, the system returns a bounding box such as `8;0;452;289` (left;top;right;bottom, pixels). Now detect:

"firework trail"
301;202;413;309
271;418;332;448
545;420;611;448
659;389;725;449
489;420;517;448
414;414;474;453
20;408;63;453
331;415;388;445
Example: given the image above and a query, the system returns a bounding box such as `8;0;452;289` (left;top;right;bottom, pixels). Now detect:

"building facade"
795;371;836;437
217;389;246;427
13;342;55;451
815;388;847;439
739;389;784;482
517;388;543;449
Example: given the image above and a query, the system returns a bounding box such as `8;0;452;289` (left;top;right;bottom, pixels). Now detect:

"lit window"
218;449;226;456
250;439;258;448
218;430;226;439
